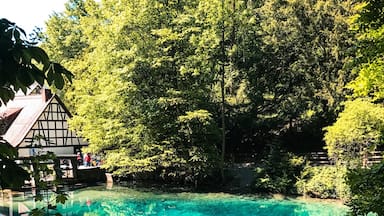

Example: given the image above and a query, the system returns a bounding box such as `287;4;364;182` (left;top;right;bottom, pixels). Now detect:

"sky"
0;0;67;34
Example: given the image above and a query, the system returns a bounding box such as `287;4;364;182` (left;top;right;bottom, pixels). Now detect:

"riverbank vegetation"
2;0;384;215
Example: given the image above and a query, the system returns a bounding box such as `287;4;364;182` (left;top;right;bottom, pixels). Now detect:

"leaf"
0;138;17;158
62;67;73;82
30;208;45;216
21;49;33;65
35;194;44;202
12;27;21;43
54;62;73;82
30;65;46;85
0;158;30;188
14;79;28;94
56;193;68;204
16;25;26;38
28;46;50;68
52;64;65;89
46;66;54;85
48;204;57;209
0;87;15;105
17;66;35;86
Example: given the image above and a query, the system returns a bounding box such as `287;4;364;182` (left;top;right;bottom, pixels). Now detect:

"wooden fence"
308;151;384;166
308;152;333;166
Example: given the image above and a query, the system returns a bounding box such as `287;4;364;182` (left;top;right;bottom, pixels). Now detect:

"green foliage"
42;0;357;185
252;146;305;194
43;0;222;184
349;58;384;101
0;18;72;193
0;137;30;189
26;135;68;216
346;162;384;216
324;99;384;166
332;1;384;215
178;110;217;145
347;0;384;101
296;165;349;199
28;150;68;216
0;18;73;105
247;0;355;133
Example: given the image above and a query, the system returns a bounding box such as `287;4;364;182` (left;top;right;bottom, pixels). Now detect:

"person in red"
76;152;83;166
85;153;91;167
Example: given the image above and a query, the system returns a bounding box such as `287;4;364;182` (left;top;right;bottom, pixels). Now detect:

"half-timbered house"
0;84;88;157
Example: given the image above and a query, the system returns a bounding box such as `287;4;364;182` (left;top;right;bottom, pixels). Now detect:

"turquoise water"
9;186;348;216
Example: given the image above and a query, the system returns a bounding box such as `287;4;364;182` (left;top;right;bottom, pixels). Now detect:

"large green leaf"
0;87;15;104
52;63;65;89
28;46;50;67
0;138;30;189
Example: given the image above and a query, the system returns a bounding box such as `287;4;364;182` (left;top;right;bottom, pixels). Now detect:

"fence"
308;151;384;166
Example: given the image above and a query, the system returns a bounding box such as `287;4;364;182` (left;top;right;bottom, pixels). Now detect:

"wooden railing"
308;152;333;166
308;151;384;166
367;151;384;166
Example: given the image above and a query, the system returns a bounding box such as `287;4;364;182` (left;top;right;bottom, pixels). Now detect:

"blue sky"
0;0;67;34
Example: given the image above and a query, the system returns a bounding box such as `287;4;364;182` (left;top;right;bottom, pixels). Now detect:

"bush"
296;165;349;199
324;99;384;167
346;162;384;216
252;148;305;194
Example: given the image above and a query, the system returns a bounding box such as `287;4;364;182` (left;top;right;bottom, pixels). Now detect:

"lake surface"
3;185;348;216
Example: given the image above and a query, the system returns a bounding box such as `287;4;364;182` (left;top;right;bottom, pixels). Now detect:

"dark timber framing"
18;98;86;150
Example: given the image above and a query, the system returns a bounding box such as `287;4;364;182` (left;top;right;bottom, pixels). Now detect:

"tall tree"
347;0;384;101
245;0;355;150
44;0;221;184
333;1;384;215
43;0;357;184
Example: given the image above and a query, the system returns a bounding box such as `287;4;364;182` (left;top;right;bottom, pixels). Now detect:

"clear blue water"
8;186;348;216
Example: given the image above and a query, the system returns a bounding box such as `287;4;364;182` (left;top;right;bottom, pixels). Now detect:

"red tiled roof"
0;92;53;147
0;107;23;135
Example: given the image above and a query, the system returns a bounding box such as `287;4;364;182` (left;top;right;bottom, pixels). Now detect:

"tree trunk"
220;0;226;183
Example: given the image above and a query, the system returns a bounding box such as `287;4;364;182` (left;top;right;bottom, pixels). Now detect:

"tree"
44;0;221;185
347;162;384;216
225;0;356;158
335;1;384;215
43;0;358;184
252;0;354;131
324;99;384;167
347;0;384;101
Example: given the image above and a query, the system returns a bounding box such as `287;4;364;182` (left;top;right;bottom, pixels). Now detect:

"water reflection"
0;189;31;216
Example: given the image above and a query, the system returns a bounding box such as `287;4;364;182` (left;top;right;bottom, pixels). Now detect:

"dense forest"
2;0;384;215
43;0;356;180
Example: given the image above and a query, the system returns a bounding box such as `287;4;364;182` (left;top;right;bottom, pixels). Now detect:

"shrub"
346;162;384;216
252;148;305;194
296;165;349;199
324;99;384;167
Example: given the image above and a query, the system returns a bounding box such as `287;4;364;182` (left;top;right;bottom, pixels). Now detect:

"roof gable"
21;96;86;148
0;94;48;147
0;88;87;148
